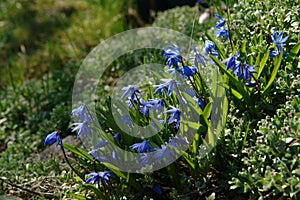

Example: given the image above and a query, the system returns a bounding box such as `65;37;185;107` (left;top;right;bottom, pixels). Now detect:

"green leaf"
257;51;269;78
287;42;300;62
263;52;283;96
241;40;247;54
203;102;212;120
219;82;243;99
63;143;94;161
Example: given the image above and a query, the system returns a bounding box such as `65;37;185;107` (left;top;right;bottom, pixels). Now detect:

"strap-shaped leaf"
287;42;300;62
263;52;283;96
257;51;269;79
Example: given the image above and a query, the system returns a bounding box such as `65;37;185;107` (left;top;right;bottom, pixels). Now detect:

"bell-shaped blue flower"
191;46;208;67
215;14;226;28
72;121;92;138
216;29;229;42
176;66;197;79
165;105;181;129
84;171;114;188
44;131;62;149
153;79;181;97
71;105;92;123
271;30;289;52
244;64;257;81
204;40;219;58
148;98;166;114
163;45;183;68
130;140;155;153
121;85;141;100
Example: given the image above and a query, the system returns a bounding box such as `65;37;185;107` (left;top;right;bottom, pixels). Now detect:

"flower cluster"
116;45;209;166
225;52;257;86
215;14;229;42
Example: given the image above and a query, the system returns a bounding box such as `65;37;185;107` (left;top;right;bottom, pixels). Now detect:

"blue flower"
204;40;219;58
192;46;207;67
130;140;155;153
271;30;288;52
114;133;121;143
44;131;62;148
225;52;243;79
152;186;163;195
244;64;257;81
148;98;166;114
121;85;141;100
152;145;174;164
95;140;108;148
125;95;139;108
168;136;187;149
215;14;226;28
176;66;197;79
72;121;92;138
71;105;92;123
270;50;279;58
165;105;181;129
163;45;183;68
88;149;110;162
216;29;229;42
140;100;153;117
153;79;181;96
195;96;206;110
84;171;114;187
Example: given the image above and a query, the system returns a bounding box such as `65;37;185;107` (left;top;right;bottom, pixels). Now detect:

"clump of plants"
41;1;300;199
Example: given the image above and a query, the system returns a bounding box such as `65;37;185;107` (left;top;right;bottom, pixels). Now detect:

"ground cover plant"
1;0;300;199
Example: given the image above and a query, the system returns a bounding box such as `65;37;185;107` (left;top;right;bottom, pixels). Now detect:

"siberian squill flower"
168;136;187;149
243;64;257;81
88;149;110;162
152;186;163;195
71;105;92;123
44;131;62;149
216;29;229;42
163;45;183;68
130;140;155;153
215;14;226;28
121;85;141;100
140;100;153;117
270;30;289;58
165;105;181;129
84;171;114;188
148;98;166;114
114;133;121;143
176;66;197;79
152;145;174;164
195;96;206;110
191;46;207;67
153;79;181;96
204;40;219;58
72;121;92;138
225;52;242;79
271;30;289;52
